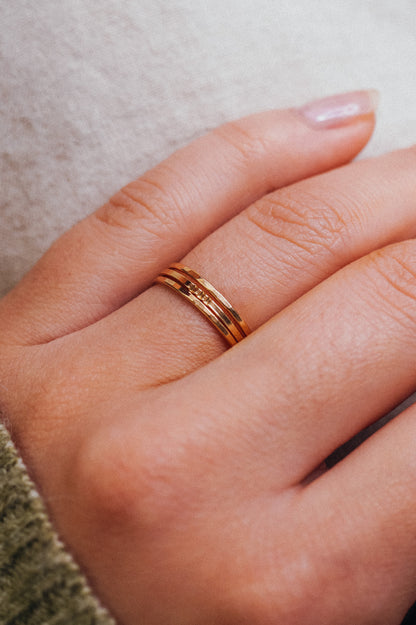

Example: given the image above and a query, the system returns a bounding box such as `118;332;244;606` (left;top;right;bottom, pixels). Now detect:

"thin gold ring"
154;263;251;347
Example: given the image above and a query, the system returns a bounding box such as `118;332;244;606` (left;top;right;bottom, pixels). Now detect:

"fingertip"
295;89;379;130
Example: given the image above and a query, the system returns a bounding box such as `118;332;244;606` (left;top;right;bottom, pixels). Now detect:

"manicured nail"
297;89;379;129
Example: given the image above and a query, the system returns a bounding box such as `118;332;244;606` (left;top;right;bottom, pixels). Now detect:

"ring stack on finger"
155;263;251;347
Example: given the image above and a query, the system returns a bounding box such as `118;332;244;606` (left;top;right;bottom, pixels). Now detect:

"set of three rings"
155;263;251;347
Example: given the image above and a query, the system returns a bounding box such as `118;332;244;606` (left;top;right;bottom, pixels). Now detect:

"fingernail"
297;89;379;129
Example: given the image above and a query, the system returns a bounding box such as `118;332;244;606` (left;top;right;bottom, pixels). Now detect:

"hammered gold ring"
155;263;251;347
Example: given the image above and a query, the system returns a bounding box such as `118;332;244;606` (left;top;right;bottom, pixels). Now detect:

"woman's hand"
1;91;416;624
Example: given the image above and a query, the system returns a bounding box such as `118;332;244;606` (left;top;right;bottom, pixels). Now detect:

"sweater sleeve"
0;424;116;625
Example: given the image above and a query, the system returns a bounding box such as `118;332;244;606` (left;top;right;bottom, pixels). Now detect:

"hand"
1;91;416;624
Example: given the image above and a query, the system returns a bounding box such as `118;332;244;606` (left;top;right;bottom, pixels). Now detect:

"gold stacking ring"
155;263;251;347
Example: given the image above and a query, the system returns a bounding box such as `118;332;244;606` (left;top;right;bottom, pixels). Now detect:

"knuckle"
94;172;184;240
367;241;416;321
213;119;270;167
246;187;351;263
74;423;191;532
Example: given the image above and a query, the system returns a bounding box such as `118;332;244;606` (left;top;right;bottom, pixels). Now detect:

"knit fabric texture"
0;424;115;625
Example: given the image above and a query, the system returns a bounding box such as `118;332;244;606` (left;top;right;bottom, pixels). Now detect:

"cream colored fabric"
1;0;416;295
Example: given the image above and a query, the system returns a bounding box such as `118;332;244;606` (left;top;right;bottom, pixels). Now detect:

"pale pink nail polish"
297;89;379;129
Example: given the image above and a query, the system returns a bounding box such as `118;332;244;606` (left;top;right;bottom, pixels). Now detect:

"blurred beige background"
1;0;416;295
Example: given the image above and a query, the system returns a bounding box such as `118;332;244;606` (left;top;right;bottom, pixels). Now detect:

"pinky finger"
300;405;416;624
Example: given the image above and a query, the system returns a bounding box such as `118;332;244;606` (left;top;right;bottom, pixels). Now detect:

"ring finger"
92;142;416;388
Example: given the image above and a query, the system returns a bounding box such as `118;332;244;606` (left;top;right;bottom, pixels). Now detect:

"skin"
1;106;416;624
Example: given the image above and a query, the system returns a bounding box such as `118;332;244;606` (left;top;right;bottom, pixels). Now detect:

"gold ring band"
155;263;251;347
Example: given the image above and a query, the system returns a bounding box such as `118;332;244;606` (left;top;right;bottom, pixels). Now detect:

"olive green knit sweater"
0;424;115;625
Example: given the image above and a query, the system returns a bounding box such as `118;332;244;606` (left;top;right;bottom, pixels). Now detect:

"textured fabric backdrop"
1;0;416;295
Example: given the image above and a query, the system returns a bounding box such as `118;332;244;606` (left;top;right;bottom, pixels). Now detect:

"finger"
297;406;416;623
0;91;376;345
172;237;416;491
96;143;416;388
